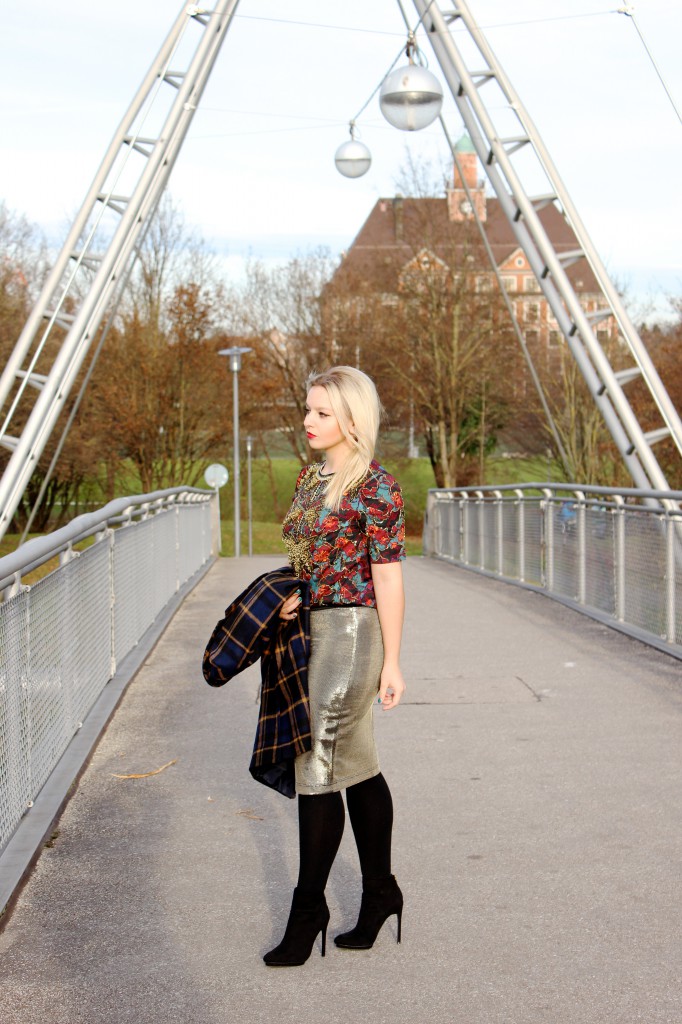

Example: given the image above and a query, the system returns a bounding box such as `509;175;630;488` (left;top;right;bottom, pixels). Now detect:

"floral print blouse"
282;460;406;608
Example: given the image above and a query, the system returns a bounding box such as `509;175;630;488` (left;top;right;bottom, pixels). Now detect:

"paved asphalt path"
1;555;681;1024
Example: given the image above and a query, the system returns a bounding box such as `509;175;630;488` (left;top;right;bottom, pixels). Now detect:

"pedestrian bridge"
0;488;681;1023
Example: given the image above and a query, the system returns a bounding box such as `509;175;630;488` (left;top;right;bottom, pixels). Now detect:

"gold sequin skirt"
295;606;384;796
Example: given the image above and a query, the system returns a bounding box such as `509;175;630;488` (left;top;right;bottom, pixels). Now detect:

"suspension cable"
617;5;682;127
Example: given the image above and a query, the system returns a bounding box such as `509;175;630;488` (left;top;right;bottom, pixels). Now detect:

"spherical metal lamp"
379;62;443;132
334;123;371;178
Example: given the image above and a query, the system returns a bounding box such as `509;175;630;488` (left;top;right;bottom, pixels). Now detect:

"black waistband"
310;602;375;612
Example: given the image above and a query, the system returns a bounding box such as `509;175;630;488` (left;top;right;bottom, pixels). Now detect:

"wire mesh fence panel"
523;502;544;586
64;542;114;727
439;500;461;560
178;503;210;584
676;561;682;646
0;593;30;850
464;502;481;567
151;510;178;614
624;512;667;638
550;501;578;601
501;501;520;578
482;502;498;573
584;508;616;615
201;502;212;564
111;527;138;665
666;518;682;646
23;570;74;803
453;501;463;560
113;519;157;665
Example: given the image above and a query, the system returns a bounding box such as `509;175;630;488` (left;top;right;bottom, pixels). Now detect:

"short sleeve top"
282;460;406;608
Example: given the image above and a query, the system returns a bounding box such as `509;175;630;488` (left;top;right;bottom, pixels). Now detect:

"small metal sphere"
334;139;372;178
379;63;443;131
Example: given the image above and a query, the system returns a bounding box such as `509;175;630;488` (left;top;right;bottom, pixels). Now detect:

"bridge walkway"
0;556;680;1024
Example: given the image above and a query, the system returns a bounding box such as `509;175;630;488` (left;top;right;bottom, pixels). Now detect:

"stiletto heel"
334;875;403;950
263;888;330;967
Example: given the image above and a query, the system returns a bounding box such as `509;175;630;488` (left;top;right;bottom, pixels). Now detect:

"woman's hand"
371;561;406;711
378;664;406;711
279;590;302;621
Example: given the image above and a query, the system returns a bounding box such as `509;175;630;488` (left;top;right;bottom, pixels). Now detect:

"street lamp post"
246;434;253;557
218;346;251;557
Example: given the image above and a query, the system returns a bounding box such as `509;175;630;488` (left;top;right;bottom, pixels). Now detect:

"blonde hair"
306;365;383;510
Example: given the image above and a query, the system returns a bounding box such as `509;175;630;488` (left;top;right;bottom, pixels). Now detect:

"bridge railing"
0;488;218;854
424;482;682;661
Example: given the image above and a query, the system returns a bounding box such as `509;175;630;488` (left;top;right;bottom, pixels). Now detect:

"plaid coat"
202;566;310;799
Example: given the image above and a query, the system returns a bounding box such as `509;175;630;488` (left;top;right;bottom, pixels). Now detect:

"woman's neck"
321;452;349;474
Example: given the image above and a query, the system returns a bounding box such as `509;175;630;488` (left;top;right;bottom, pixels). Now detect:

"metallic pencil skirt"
295;606;384;796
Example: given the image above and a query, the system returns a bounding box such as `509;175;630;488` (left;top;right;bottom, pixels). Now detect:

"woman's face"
304;386;352;457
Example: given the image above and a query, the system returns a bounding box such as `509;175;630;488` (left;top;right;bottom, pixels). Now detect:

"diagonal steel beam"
411;0;682;503
0;2;242;541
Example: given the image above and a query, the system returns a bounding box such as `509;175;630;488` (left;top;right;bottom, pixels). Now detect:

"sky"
1;0;680;318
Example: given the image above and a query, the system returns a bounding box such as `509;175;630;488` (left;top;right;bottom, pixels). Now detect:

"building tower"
447;133;487;222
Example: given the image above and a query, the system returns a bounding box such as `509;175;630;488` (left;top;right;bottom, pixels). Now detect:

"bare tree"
227;250;338;463
87;280;231;493
123;194;221;332
393;146;450;200
630;296;682;488
538;339;629;485
0;201;50;356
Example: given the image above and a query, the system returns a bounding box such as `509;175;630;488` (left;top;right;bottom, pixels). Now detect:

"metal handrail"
0;486;212;592
428;482;682;502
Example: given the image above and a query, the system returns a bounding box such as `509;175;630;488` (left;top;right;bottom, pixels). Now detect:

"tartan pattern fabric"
202;566;311;799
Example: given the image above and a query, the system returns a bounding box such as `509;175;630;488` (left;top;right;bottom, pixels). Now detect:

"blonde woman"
264;366;407;967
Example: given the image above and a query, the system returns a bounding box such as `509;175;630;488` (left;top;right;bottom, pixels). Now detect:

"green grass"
214;453;558;557
483;454;563;485
43;453;557;533
216;454;561;533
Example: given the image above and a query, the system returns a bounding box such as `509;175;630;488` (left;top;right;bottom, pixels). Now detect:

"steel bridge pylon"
413;0;682;499
0;1;242;541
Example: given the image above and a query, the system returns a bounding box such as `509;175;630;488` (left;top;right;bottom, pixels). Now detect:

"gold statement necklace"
282;462;370;578
282;464;334;577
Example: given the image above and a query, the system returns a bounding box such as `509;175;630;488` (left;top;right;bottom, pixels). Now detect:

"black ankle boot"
263;888;330;967
334;875;403;950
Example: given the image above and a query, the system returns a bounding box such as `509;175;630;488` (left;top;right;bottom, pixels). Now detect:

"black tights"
296;773;394;897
